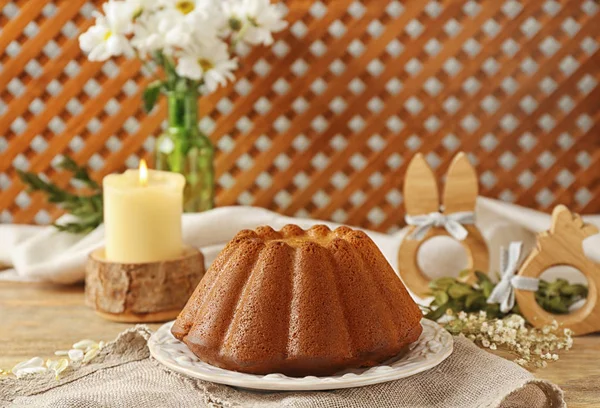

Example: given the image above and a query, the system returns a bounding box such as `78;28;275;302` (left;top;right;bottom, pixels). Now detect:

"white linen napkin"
1;198;599;288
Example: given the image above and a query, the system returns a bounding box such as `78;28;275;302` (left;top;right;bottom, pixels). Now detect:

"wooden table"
1;281;599;406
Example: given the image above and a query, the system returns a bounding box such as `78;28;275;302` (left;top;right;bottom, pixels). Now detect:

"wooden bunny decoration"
515;205;600;335
398;152;489;296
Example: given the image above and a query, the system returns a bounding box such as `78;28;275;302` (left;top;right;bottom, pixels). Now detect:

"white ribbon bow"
405;211;474;241
486;241;540;313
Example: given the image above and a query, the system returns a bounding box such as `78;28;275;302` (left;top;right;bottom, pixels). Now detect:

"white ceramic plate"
149;319;453;391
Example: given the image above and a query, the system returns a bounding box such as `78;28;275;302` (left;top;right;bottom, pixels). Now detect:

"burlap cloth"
0;326;565;408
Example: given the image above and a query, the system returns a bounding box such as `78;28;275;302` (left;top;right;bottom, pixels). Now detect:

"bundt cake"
172;224;423;377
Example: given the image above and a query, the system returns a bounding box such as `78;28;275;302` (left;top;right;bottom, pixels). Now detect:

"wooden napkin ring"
85;246;205;323
398;227;489;296
515;205;600;335
397;152;489;296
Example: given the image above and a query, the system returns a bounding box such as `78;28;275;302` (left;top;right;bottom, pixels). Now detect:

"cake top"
232;224;368;248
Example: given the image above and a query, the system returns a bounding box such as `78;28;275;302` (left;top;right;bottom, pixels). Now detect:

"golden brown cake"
172;224;423;377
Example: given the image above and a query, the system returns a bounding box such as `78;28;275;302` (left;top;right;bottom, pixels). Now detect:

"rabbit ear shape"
442;152;478;213
403;153;439;215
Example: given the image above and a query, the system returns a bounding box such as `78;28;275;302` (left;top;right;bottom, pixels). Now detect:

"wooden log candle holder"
85;246;205;323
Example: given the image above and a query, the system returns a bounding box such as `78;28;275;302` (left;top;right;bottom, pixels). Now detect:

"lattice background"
0;0;599;233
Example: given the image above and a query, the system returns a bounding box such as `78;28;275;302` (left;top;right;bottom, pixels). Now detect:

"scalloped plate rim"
148;319;453;391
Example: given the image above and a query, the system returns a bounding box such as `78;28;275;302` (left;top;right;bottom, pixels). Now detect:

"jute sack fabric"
0;326;565;408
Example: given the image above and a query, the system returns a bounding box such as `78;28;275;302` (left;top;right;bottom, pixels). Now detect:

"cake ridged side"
173;224;423;377
326;237;398;355
286;241;353;362
219;241;294;370
347;230;423;342
184;239;264;352
171;238;242;339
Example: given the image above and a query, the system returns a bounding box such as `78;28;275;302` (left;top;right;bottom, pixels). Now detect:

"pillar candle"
103;160;185;263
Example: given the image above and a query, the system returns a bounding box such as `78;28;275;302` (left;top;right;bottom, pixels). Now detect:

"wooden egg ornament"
397;152;489;297
514;205;600;335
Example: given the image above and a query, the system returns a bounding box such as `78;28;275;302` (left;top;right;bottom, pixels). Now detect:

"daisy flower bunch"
79;0;287;108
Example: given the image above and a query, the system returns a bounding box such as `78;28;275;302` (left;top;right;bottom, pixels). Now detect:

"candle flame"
139;159;148;186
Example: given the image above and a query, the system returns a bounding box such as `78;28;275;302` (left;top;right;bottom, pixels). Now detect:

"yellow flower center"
198;58;214;71
176;1;195;14
103;30;112;41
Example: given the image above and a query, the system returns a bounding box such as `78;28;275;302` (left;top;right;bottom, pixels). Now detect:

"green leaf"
458;269;471;279
484;303;502;318
481;280;495;298
429;277;457;291
57;157;100;190
143;80;162;112
560;283;587;297
547;280;567;297
18;157;103;234
424;302;451;321
465;292;485;309
434;291;449;306
547;297;569;314
448;283;473;299
475;271;491;284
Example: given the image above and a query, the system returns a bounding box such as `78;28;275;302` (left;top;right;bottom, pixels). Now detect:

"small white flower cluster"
445;311;573;368
79;0;287;93
2;339;104;380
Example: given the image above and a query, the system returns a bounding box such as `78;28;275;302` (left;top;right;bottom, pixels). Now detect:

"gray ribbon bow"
487;241;540;313
405;211;474;241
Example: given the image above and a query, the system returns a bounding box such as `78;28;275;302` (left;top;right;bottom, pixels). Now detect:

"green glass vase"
155;89;215;212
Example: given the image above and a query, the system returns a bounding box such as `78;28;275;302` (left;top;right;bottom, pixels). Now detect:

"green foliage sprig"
424;270;588;322
17;156;103;234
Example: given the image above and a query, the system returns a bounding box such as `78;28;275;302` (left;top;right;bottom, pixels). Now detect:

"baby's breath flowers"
2;339;104;380
442;310;573;368
422;271;580;368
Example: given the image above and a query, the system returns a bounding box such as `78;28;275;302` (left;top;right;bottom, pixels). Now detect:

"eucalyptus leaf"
448;283;473;299
548;297;569;314
434;291;449;306
429;277;456;291
547;279;568;296
560;284;578;296
425;301;451;321
465;292;485;309
475;271;491;283
424;271;587;323
481;280;494;298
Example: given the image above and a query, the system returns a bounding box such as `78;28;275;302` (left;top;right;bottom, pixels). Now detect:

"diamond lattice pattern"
0;0;599;232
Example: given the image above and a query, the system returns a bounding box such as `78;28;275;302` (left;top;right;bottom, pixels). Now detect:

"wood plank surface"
0;281;599;406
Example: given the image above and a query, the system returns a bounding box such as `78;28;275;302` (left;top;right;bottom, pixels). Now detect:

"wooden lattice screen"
0;0;599;233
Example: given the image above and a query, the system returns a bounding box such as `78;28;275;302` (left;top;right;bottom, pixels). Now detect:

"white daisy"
130;11;165;56
176;41;237;92
156;0;223;52
79;1;135;61
225;0;287;46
